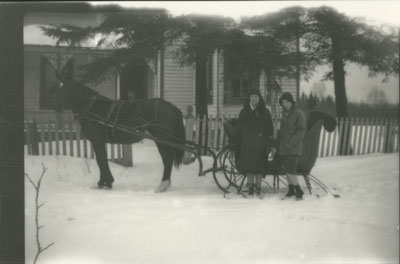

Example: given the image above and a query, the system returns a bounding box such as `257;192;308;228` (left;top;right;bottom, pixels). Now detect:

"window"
39;56;73;110
224;75;259;104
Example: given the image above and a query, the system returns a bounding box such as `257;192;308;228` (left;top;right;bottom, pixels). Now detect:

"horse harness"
76;94;161;141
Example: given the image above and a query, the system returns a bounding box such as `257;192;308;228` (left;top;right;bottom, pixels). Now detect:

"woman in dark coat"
232;89;274;196
278;92;306;200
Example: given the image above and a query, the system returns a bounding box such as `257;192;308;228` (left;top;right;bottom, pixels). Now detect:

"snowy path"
25;140;399;264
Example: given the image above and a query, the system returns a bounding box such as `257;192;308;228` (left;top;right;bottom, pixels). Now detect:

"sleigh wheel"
213;148;246;193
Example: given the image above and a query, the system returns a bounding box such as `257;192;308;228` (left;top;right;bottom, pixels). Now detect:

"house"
24;11;298;122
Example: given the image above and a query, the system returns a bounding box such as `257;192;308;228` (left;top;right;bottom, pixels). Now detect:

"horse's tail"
173;107;185;168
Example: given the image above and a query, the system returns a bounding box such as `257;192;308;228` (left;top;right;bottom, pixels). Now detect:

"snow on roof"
24;24;127;50
24;24;96;47
24;12;109;48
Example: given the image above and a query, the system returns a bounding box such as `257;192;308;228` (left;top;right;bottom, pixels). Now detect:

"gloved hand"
267;138;278;148
266;146;271;155
226;141;236;150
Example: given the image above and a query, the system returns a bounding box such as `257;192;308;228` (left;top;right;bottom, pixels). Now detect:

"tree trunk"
295;29;301;102
332;35;352;155
331;36;348;119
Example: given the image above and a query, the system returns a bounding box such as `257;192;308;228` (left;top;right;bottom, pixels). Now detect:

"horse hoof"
155;180;171;193
97;183;112;190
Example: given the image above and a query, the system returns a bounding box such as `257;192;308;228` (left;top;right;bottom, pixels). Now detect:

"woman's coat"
278;106;306;156
232;99;274;174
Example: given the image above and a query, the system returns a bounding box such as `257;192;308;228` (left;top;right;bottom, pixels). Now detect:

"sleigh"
212;111;341;198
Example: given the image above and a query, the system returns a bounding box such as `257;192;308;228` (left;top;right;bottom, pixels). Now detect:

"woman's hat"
279;92;295;106
247;89;262;97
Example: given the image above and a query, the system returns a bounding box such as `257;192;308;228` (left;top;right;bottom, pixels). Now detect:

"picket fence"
24;114;399;166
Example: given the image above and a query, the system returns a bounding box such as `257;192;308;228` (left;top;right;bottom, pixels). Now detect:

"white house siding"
24;50;41;112
163;47;195;115
208;50;240;117
278;76;297;96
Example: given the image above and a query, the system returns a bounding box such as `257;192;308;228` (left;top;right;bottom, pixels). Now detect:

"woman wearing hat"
232;89;274;197
278;92;306;200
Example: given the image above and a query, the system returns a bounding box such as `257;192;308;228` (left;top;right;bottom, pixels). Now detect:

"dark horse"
54;74;185;192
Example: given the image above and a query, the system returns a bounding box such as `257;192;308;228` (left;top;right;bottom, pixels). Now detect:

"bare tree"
25;164;55;264
367;85;388;105
311;81;327;99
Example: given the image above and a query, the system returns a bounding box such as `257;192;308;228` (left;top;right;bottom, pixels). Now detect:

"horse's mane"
64;77;100;98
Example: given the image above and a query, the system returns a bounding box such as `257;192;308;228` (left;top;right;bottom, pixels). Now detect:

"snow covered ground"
25;140;399;264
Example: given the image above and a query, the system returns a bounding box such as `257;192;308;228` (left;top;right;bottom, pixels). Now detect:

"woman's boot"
248;184;255;196
255;175;262;196
285;184;296;197
295;185;304;200
255;184;261;195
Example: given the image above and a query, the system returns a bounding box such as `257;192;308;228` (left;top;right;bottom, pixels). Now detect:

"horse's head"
53;71;71;113
53;71;98;115
53;71;85;113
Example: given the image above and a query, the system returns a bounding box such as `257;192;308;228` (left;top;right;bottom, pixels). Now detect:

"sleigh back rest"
297;120;324;174
223;118;238;140
297;111;337;174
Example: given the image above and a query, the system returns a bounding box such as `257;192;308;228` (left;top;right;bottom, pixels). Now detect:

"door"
120;59;148;101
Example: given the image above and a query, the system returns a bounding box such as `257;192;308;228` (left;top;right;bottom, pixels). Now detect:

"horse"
54;74;185;192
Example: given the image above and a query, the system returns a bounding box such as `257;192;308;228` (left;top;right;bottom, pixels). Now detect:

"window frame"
224;74;260;104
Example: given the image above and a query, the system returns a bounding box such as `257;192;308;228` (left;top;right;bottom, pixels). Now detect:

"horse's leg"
155;142;174;193
92;141;115;189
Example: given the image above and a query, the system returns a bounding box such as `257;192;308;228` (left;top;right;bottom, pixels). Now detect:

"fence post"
356;117;365;155
76;121;81;158
61;114;67;156
341;117;350;156
48;117;53;156
367;118;375;154
183;107;195;164
213;115;220;150
30;119;39;156
395;119;399;152
345;117;354;155
25;121;32;155
69;119;74;157
387;118;396;153
55;116;60;155
319;126;327;158
208;116;213;149
351;117;359;155
383;118;391;153
121;144;133;167
376;118;384;153
219;115;226;149
40;120;45;155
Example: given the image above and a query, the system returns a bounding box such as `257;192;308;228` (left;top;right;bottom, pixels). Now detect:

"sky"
91;1;400;26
